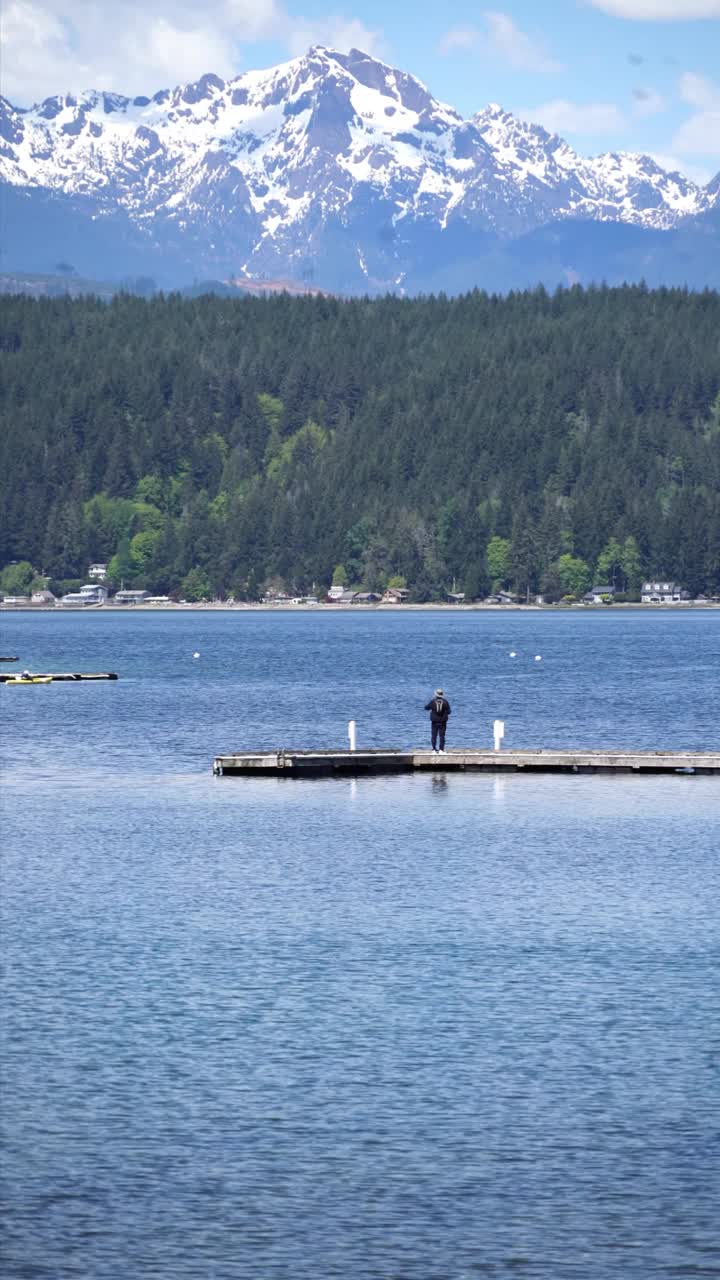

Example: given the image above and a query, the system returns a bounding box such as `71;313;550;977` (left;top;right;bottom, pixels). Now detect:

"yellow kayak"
6;676;53;685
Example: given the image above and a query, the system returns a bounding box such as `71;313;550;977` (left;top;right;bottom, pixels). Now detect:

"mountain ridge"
1;46;718;292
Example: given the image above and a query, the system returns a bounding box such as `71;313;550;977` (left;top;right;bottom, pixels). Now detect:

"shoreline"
2;602;719;614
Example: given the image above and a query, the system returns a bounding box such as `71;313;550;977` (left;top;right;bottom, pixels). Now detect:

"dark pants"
431;721;447;750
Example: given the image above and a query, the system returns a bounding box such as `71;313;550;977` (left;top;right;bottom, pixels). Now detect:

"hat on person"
435;688;444;695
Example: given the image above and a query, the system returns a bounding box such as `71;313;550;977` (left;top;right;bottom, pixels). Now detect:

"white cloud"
0;0;383;105
586;1;720;17
671;71;720;159
1;1;72;101
522;98;626;135
121;18;238;86
672;110;720;157
651;152;713;184
2;0;65;51
438;26;480;54
679;70;720;110
282;15;383;59
438;11;562;71
224;0;282;41
483;12;563;72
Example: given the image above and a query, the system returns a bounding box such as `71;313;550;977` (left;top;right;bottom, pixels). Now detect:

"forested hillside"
1;286;718;600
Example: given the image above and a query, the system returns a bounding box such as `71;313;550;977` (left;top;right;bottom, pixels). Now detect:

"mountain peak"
1;47;717;292
479;103;508;118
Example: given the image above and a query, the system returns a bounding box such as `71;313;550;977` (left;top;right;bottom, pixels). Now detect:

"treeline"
0;285;718;600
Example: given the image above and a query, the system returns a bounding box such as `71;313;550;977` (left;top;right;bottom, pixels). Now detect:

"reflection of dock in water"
213;748;720;777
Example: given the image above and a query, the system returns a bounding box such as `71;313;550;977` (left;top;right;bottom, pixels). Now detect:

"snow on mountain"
0;47;717;290
472;104;709;230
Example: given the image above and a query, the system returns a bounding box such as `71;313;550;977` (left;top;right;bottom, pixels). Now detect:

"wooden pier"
213;748;720;777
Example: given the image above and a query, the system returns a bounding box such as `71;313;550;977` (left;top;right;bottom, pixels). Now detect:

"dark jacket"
425;696;451;723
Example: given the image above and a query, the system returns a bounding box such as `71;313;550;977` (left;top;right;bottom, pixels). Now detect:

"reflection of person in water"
424;688;451;753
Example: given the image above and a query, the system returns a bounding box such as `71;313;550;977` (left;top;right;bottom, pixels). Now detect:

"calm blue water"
1;610;719;1280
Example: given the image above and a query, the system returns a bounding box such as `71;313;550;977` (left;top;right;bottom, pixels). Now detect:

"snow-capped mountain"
1;46;717;292
473;104;704;228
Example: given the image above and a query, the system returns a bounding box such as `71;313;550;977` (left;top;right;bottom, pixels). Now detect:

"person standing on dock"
425;688;451;753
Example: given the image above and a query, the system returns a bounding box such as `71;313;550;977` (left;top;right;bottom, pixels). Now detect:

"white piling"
348;720;357;752
493;719;505;752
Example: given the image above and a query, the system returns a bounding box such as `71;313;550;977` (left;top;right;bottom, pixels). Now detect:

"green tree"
1;288;719;597
135;475;165;508
107;535;135;587
510;509;539;601
332;564;347;585
180;567;212;602
486;536;511;588
129;530;162;575
620;536;643;592
595;538;624;588
556;553;590;597
0;561;35;595
463;562;487;601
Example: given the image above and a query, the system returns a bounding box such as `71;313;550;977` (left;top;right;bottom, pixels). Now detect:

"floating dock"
213;748;720;777
0;671;118;683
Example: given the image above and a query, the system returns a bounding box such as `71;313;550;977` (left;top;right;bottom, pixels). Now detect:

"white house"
380;587;410;603
88;563;108;581
60;583;108;606
113;589;150;604
641;580;689;603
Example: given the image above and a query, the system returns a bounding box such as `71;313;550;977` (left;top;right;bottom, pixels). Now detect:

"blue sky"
3;0;719;182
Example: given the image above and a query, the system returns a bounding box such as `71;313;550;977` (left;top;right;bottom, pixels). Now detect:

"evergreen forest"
1;285;719;601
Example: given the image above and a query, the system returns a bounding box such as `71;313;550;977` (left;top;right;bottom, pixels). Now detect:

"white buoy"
493;719;505;751
193;651;200;659
348;720;357;752
534;655;542;662
509;651;517;658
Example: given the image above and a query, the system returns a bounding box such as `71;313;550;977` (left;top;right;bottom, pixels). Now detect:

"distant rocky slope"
1;47;718;292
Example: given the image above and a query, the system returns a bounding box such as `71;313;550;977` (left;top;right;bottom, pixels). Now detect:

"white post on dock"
348;720;357;752
493;719;505;752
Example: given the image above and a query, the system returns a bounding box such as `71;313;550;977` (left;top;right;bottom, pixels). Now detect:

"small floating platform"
0;656;19;661
0;671;118;683
213;748;720;777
